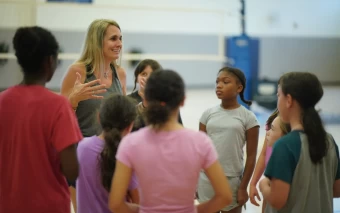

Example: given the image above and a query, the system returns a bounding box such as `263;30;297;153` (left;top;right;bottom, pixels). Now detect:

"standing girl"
260;72;340;213
249;112;290;212
76;94;138;213
109;69;232;213
198;67;260;213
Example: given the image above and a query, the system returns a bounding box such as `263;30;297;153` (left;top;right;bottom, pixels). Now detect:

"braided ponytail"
100;128;121;191
240;90;252;106
97;94;137;191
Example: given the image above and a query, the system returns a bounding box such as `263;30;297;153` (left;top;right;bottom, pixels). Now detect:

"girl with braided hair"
197;66;260;213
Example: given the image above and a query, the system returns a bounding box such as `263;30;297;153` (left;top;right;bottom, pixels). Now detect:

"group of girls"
1;18;340;213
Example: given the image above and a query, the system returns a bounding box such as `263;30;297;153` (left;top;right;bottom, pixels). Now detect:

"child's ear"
237;84;243;93
122;122;134;137
127;122;134;133
180;96;186;107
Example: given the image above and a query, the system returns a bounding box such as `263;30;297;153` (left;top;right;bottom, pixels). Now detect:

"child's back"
110;70;232;213
117;127;216;213
265;131;339;213
0;85;81;213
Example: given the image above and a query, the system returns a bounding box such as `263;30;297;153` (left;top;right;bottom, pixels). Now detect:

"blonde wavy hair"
77;19;122;76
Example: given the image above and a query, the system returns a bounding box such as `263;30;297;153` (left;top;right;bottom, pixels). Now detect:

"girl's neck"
288;107;304;131
221;98;240;110
289;120;304;131
21;75;46;87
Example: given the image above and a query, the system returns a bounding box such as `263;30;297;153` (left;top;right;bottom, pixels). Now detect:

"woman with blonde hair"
61;19;126;212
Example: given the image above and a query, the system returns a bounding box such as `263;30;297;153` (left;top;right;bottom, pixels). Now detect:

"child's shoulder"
236;105;255;114
178;129;212;148
274;131;302;149
202;105;221;115
235;105;258;119
127;127;148;139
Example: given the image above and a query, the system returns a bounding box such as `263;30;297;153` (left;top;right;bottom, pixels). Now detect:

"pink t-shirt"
116;127;218;213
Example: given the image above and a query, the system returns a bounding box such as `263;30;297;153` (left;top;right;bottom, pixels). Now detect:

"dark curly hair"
144;70;185;128
13;26;59;76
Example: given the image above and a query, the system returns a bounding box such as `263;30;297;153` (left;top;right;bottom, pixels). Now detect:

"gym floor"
71;86;340;213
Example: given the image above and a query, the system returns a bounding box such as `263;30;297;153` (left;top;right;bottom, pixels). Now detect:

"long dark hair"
132;59;162;91
144;69;185;128
99;94;137;191
218;67;252;106
279;72;326;164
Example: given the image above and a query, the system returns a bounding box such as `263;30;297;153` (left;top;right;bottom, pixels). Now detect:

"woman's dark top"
76;64;123;137
127;90;183;131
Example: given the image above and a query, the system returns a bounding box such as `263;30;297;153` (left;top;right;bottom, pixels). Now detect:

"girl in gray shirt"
198;67;260;213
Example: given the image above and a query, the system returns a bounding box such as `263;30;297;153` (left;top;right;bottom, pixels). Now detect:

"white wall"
0;0;36;28
247;0;340;37
1;0;339;37
35;0;238;35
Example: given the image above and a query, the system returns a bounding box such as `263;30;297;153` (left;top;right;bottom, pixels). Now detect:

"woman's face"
137;65;153;90
102;25;122;60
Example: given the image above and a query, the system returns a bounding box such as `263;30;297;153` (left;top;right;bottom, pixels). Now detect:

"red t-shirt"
0;85;83;213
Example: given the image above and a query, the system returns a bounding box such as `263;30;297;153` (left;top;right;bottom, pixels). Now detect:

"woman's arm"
61;64;86;107
61;64;106;109
116;66;127;95
108;161;139;213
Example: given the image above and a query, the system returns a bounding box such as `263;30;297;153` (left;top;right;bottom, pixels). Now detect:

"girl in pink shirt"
109;69;232;213
249;109;290;212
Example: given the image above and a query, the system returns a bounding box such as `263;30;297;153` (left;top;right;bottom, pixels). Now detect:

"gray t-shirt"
200;105;259;177
265;131;340;213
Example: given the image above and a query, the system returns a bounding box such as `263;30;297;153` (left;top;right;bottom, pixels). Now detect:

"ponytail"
145;101;171;128
240;90;252;106
100;128;122;191
302;107;327;164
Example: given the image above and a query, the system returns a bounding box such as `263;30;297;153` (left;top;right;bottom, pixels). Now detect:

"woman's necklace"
103;70;110;79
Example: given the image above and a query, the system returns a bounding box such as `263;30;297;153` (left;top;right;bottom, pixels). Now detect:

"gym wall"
0;0;340;90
